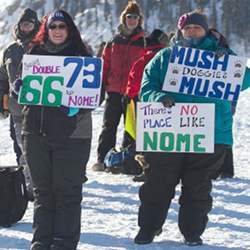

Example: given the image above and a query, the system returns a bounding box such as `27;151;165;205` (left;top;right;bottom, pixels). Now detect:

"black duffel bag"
0;166;28;227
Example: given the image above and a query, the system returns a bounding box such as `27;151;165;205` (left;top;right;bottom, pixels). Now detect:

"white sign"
136;102;215;153
163;46;247;102
19;55;103;109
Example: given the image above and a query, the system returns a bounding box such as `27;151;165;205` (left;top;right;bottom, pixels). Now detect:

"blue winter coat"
140;36;250;146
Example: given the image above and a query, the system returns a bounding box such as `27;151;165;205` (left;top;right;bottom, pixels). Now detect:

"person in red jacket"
126;29;171;100
123;29;171;178
92;2;145;171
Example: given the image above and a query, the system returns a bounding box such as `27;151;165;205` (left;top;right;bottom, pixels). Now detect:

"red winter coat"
126;44;164;98
102;27;145;95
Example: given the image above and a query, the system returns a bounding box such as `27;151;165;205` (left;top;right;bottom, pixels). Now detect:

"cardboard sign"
163;46;247;102
136;102;215;153
18;55;103;109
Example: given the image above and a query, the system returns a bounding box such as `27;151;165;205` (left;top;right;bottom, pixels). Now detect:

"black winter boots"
134;228;162;244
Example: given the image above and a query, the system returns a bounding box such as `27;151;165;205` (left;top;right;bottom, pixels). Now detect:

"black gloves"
123;95;131;105
11;78;23;99
214;47;229;58
161;96;175;108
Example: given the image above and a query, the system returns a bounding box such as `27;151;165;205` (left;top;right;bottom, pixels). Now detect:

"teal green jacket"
140;36;250;146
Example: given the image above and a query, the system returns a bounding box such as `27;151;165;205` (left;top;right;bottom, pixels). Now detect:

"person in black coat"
0;8;40;200
21;9;92;250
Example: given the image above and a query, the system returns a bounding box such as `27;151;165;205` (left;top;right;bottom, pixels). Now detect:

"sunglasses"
49;23;67;30
20;21;35;27
126;14;139;19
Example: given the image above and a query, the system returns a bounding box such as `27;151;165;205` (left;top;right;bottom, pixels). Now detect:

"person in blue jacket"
134;10;250;246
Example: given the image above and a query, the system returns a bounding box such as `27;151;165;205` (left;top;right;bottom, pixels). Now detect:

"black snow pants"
137;144;226;240
219;146;234;177
23;134;91;250
10;115;22;165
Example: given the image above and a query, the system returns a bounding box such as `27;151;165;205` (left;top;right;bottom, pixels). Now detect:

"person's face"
19;21;35;34
125;13;139;31
48;21;68;45
181;24;206;39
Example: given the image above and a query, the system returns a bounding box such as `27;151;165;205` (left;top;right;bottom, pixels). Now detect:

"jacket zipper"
40;106;45;135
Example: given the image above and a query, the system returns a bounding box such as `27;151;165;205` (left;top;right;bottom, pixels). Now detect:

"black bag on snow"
0;166;28;227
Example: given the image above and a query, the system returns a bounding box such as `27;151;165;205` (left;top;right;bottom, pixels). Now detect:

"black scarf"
41;39;72;54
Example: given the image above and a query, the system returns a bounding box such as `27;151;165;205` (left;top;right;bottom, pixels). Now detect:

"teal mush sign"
136;102;215;153
18;55;103;109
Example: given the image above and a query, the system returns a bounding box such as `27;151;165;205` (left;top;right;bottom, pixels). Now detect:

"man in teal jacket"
134;11;250;246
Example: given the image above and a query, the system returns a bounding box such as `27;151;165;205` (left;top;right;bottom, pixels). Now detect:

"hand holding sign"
12;78;23;98
161;96;175;108
214;47;229;59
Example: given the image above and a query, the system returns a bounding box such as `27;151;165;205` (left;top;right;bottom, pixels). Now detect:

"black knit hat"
178;11;208;33
13;8;40;41
19;8;38;24
147;29;169;46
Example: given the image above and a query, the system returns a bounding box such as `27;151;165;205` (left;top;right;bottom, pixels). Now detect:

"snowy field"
0;88;250;250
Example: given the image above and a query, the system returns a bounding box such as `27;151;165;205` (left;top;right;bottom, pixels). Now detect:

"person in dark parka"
0;8;40;199
21;9;92;250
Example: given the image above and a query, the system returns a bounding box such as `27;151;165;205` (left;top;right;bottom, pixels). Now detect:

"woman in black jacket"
22;10;92;250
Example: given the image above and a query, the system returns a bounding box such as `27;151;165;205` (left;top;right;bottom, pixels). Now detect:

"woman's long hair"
30;9;91;56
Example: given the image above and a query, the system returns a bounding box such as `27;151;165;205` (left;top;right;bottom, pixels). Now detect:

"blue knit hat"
46;10;66;28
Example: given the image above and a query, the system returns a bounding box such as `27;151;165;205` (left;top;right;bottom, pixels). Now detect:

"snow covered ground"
0;88;250;250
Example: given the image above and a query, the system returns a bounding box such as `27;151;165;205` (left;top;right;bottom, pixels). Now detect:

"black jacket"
22;42;92;139
0;42;26;96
